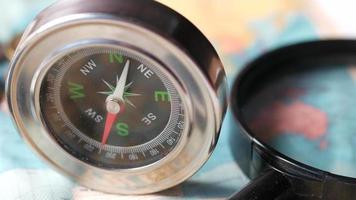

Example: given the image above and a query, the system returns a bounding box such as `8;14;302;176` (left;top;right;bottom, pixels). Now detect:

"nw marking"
80;59;97;76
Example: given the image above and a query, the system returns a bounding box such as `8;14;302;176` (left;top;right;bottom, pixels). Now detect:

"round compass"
40;47;185;169
7;0;227;194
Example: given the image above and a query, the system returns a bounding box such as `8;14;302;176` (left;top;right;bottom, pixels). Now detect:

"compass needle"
100;60;131;145
101;112;118;145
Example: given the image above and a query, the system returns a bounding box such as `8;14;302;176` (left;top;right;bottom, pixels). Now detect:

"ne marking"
137;64;154;79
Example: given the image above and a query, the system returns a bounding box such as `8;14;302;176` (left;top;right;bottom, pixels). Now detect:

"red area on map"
250;101;328;141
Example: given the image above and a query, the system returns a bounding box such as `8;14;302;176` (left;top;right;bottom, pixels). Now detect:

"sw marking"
85;108;104;123
80;59;97;76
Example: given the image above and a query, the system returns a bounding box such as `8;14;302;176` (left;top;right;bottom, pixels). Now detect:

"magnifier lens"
242;56;356;178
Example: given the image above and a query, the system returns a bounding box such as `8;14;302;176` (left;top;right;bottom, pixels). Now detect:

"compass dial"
40;47;186;169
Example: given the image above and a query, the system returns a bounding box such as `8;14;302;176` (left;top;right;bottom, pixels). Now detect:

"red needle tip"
101;112;118;145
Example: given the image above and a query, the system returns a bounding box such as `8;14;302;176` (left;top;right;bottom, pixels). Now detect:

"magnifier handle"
229;169;294;200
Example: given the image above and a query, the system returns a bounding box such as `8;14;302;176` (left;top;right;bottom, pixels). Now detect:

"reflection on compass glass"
39;47;186;169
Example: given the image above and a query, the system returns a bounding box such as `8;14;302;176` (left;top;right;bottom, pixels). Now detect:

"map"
1;0;356;199
245;65;356;178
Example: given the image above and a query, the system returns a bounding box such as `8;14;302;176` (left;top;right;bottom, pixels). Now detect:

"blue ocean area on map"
261;66;356;178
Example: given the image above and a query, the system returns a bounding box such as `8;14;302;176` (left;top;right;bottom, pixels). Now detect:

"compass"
6;0;226;194
40;47;185;169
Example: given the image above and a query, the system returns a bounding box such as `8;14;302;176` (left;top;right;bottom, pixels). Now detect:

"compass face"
39;47;186;169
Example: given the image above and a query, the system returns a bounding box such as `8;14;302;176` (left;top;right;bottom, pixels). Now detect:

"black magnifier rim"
230;40;356;199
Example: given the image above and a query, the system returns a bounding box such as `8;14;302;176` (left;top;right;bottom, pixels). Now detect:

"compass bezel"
7;0;226;195
33;39;190;170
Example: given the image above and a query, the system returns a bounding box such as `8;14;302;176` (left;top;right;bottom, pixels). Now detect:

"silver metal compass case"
6;0;227;194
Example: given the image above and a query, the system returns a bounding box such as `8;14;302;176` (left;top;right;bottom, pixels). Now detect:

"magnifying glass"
230;40;356;200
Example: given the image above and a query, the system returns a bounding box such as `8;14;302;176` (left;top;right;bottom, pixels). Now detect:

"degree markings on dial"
51;68;60;74
46;73;56;83
105;151;117;160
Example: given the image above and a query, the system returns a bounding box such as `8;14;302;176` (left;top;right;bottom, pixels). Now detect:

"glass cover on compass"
39;46;186;169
